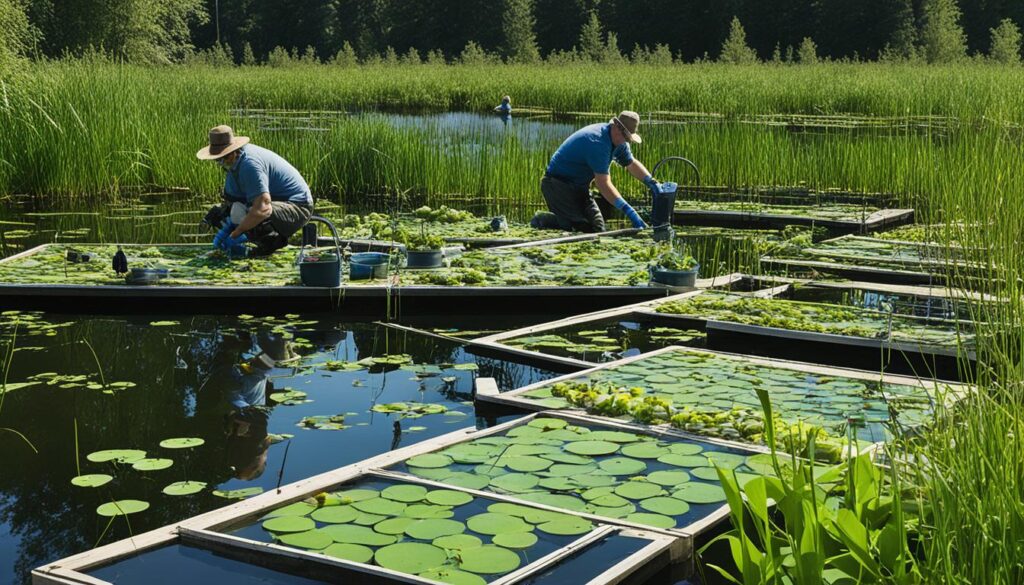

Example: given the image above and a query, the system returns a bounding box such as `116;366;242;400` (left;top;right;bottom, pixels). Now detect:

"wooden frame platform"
761;256;941;285
32;421;680;585
381;409;770;544
673;207;913;234
475;347;968;450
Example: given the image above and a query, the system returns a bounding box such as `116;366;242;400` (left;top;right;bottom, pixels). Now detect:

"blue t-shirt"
545;123;634;187
224;145;313;206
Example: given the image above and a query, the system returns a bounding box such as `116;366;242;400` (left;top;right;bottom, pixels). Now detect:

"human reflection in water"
223;331;298;480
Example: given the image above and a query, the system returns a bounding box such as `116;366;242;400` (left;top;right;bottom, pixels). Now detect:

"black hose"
652;156;701;187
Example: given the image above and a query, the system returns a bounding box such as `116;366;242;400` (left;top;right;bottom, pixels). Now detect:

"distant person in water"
494;95;512;114
533;111;660;233
197;125;314;257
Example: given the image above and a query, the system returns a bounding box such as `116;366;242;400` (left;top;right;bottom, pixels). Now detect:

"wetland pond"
0;312;562;584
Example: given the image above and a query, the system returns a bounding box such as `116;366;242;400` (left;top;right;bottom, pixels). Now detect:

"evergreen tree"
990;18;1022;64
426;49;446;65
578;11;604;61
920;0;967;63
332;42;358;67
884;0;918;60
459;41;488;65
382;45;399;65
719;17;758;63
602;32;625;63
798;37;819;63
502;0;540;63
240;41;256;65
401;47;421;65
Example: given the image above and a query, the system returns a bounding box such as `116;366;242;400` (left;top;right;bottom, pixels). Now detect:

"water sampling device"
649;156;700;242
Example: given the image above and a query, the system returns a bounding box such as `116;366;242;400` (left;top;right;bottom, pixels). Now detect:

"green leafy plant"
702;389;923;584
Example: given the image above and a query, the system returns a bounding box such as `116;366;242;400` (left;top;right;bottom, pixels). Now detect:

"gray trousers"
230;201;312;253
539;176;605;233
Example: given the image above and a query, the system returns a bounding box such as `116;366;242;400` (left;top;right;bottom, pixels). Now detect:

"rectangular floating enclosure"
0;244;670;314
476;347;967;453
761;235;978;286
669;187;913;233
33;432;678;585
382;410;770;542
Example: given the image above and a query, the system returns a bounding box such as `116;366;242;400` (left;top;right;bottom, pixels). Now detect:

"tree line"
3;0;1024;67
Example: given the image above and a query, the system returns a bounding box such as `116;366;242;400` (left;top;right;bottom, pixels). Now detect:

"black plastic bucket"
405;249;443;269
650;263;700;287
651;181;678;227
299;254;341;287
350;252;390;280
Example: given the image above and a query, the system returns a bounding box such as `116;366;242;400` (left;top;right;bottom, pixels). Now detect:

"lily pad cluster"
76;436;207;515
504;322;705;363
247;480;590;584
518;349;942;448
326;209;563;245
655;291;972;349
397;417;762;530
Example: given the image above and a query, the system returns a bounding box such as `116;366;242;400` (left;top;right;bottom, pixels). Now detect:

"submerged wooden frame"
673;206;913;233
475;346;969;451
32;421;680;585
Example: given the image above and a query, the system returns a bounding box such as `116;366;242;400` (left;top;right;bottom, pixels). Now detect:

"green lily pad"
574;474;617;488
158;437;205;449
353;497;407;516
590;494;632;508
516;492;587;511
538;517;593;535
323;524;398;546
433;534;483;550
527;417;568;430
452;363;479;371
71;474;112;488
374;516;417;534
278;529;333;550
620;443;670;459
96;500;149;517
614;481;665;500
162;480;206;496
581;486;615;501
403;504;456;519
375;542;448;574
538;477;580;491
407;453;453;468
425;489;474;507
86;449;146;463
539;452;593;465
418;568;486;585
647;470;692;486
490;473;540;493
443;472;491;490
671;483;727;504
626;512;677;529
352;512;388;526
598;457;647;475
704;452;748;469
381;484;428;503
132;458;173;471
458;545;521;574
262;502;314;519
503;455;552;473
493;532;538;549
409;467;456;481
323;543;373;563
658;454;710;468
466;512;532;535
405;519;466;540
584;430;641;443
564;440;620;456
667;443;704;456
640;496;691;516
149;321;179;326
212;487;264;499
311;506;359;524
263;516;316;533
587;503;636;518
543;463;598;477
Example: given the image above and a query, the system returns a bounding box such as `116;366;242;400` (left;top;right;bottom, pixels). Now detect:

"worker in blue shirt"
494;95;512;114
533;111;659;232
197;125;314;256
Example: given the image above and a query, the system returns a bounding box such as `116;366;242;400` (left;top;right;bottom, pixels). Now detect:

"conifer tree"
920;0;967;63
578;11;604;62
989;18;1022;64
502;0;540;63
798;37;819;64
719;17;758;64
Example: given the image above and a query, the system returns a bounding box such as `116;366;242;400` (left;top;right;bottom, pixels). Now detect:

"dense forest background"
3;0;1024;66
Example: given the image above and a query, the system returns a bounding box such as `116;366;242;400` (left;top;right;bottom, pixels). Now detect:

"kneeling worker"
534;111;658;232
197;125;314;256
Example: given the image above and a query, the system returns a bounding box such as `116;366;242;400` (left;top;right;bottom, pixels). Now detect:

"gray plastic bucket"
650;263;700;287
405;249;444;269
299;254;341;287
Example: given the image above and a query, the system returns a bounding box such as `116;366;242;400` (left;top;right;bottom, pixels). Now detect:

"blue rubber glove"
615;198;648;229
643;175;661;200
213;222;235;249
225;232;248;249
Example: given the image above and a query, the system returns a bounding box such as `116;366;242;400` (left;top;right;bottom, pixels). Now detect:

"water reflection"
0;313;561;584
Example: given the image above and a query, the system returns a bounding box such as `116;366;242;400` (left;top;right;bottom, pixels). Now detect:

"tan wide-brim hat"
196;125;250;160
611;111;643;144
